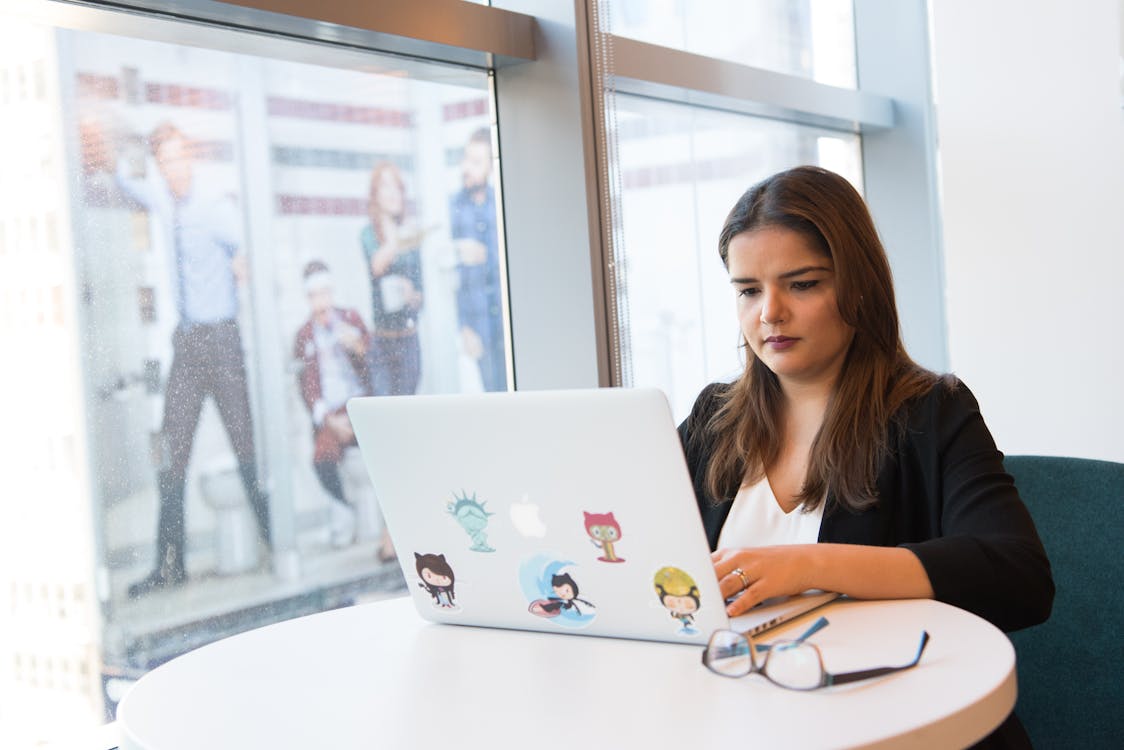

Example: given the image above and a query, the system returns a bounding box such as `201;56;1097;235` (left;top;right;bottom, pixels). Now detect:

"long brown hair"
703;166;942;513
368;161;406;245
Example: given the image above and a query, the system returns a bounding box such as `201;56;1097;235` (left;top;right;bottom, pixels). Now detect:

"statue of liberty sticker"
446;490;496;552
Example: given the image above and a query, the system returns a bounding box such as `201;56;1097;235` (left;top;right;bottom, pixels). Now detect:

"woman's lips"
765;335;798;350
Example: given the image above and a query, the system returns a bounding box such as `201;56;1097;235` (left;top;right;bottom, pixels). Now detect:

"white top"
717;476;825;549
312;311;366;412
115;597;1017;750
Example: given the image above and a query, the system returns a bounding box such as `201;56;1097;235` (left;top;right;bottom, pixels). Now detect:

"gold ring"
732;567;750;589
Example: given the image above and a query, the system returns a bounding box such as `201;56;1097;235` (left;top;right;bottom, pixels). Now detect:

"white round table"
117;596;1016;749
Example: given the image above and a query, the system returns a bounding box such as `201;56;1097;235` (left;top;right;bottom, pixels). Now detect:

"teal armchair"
1004;455;1124;749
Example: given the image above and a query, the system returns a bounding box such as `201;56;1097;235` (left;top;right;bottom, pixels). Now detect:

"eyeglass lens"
705;633;825;689
761;641;824;690
705;630;755;677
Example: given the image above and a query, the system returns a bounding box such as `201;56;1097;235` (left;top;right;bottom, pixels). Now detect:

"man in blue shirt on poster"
115;122;272;597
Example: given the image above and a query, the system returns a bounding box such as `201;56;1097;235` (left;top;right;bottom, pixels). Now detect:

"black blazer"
678;379;1054;634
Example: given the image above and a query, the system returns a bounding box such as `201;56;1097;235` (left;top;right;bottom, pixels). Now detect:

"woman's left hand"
712;545;818;616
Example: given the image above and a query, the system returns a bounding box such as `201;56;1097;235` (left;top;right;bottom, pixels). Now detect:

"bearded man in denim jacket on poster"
450;127;506;392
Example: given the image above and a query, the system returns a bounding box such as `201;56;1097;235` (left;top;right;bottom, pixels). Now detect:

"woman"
361;161;424;397
679;166;1052;748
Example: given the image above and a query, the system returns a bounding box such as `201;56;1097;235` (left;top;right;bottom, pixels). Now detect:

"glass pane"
0;10;507;745
608;0;857;88
611;94;862;421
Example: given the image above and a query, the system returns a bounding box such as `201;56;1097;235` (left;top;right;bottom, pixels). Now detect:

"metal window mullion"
588;0;630;388
490;0;607;390
853;0;947;371
232;55;300;578
609;35;895;134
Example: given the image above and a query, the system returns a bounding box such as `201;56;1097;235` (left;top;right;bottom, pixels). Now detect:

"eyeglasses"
702;617;931;691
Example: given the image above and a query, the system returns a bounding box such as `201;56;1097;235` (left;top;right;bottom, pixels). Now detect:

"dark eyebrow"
729;265;833;284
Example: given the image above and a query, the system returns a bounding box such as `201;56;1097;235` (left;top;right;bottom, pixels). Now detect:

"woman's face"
727;226;855;392
375;170;404;216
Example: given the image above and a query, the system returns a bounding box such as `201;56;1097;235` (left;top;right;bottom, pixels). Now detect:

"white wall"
930;0;1124;462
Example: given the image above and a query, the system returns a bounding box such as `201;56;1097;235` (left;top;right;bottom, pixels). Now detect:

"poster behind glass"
66;27;507;704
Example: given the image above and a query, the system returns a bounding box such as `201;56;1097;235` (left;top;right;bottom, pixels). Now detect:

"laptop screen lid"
347;387;737;645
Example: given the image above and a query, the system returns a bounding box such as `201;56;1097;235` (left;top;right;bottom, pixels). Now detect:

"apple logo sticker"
510;493;547;538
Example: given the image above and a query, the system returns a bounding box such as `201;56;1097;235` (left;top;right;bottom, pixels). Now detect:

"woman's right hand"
712;546;817;616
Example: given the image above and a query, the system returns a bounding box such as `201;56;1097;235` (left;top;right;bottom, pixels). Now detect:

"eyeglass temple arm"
755;616;829;652
823;631;930;687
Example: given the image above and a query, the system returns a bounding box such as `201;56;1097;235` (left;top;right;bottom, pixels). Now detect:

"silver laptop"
347;388;837;645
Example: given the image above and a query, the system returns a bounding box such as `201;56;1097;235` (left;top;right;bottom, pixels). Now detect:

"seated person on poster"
294;260;381;552
677;166;1053;750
